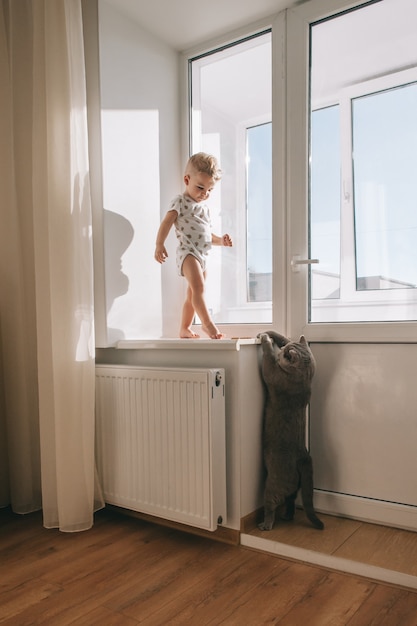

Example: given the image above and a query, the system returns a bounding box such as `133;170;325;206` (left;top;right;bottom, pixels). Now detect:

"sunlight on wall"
101;109;162;343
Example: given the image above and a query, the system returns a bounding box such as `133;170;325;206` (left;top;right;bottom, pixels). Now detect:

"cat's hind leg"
281;491;297;521
298;454;324;530
258;481;284;531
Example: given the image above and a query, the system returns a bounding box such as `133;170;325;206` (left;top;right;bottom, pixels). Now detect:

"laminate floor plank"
134;548;269;624
105;536;240;622
2;527;153;589
2;526;195;625
207;562;325;626
0;578;62;623
2;506;417;625
334;523;417;576
346;585;415;626
250;510;362;555
248;509;417;578
68;605;140;625
212;560;331;624
275;573;377;626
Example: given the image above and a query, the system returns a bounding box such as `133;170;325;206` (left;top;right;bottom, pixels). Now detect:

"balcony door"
284;0;417;529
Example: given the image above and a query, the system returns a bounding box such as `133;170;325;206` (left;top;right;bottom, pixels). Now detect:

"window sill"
116;338;260;351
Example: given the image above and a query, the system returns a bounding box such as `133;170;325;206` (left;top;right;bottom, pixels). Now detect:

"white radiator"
95;365;227;531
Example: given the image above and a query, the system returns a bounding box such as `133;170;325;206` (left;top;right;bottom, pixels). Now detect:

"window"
189;32;272;327
353;81;417;294
310;105;341;301
247;122;272;303
309;1;417;322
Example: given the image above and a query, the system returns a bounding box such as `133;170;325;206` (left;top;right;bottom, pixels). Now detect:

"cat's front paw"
257;332;271;345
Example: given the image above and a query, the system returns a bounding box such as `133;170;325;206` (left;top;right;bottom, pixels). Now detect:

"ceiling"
103;0;301;51
101;0;417;117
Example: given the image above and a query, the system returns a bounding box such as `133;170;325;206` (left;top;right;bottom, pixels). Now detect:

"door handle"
291;255;319;273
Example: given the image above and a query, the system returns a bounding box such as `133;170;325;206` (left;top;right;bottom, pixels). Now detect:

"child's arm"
212;233;233;247
155;210;177;263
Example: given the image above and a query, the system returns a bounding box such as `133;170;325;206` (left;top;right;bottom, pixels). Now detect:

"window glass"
353;83;417;291
247;122;272;302
190;32;272;325
310;105;341;300
309;0;417;322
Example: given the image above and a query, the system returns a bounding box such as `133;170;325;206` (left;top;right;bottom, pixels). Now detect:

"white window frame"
311;67;417;323
287;0;417;341
182;24;279;338
237;115;272;311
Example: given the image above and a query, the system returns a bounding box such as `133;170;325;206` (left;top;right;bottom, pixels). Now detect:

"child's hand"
222;234;233;247
155;244;168;263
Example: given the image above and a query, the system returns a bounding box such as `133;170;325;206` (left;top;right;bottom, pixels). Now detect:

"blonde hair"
185;152;222;182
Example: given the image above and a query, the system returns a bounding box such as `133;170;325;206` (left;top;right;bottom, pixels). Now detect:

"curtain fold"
0;0;103;531
0;0;42;514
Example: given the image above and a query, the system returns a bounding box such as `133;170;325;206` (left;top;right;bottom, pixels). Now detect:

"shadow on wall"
104;209;134;343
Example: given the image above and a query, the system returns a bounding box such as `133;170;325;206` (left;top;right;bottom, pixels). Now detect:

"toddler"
155;152;233;339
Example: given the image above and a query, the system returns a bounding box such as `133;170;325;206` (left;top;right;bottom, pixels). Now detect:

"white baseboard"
313;490;417;532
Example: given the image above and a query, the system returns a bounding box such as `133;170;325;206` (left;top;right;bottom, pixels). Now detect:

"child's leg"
179;285;200;338
181;255;225;339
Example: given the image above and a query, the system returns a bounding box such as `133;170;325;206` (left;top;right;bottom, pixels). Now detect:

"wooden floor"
2;507;417;625
243;509;417;588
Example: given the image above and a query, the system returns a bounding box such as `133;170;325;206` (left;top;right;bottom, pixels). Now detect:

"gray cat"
258;330;323;531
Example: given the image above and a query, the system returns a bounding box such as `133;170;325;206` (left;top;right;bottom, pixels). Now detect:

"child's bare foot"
201;322;226;339
180;328;200;339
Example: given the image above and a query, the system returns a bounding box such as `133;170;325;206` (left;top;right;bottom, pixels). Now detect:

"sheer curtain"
0;0;103;530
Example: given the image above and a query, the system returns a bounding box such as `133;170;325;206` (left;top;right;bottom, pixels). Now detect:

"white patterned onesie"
169;194;212;276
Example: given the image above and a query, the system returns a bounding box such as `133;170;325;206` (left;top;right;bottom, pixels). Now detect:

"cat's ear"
299;335;307;345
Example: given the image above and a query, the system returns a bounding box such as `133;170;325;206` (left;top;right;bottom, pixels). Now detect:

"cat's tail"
298;454;324;530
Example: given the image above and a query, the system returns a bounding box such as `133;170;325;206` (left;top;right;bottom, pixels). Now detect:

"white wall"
96;0;184;345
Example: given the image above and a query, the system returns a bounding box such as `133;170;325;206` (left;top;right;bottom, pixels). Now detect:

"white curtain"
0;0;104;530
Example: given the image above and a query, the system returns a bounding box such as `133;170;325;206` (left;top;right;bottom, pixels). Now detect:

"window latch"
291;255;319;273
